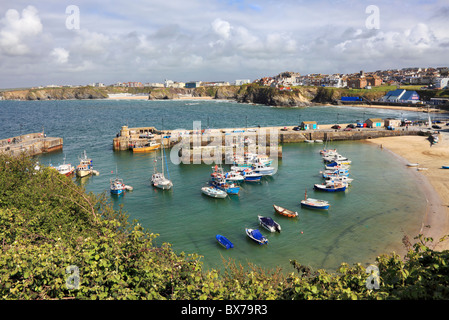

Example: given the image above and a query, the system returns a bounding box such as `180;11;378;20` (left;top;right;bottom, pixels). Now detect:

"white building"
234;79;250;85
433;77;449;89
164;79;174;88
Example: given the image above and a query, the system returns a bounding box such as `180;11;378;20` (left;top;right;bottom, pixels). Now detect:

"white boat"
151;139;173;190
258;215;281;233
252;162;276;176
323;154;350;163
325;164;350;170
223;170;244;183
406;163;419;167
325;176;353;184
304;140;314;143
201;186;227;198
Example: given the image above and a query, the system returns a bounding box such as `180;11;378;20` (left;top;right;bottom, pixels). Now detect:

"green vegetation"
1;154;449;300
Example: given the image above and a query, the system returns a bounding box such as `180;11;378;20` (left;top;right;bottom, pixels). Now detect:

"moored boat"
314;182;347;192
273;204;298;218
132;140;160;153
110;177;126;195
300;189;330;209
216;234;234;249
76;150;94;178
245;228;268;245
258;215;281;233
242;169;262;182
201;186;227;198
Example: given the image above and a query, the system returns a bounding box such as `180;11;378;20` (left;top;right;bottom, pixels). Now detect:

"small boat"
325;164;350;170
223;171;244;183
300;189;330;209
417;167;428;171
245;228;268;245
110;177;126;195
314;140;323;143
314;182;347;192
216;234;234;249
304;140;314;143
201;186;227;199
132;140;160;153
442;166;449;169
407;163;419;167
258;215;281;233
76;150;94;178
273;204;298;218
242;169;262;182
325;176;353;184
252;162;276;176
151;141;173;190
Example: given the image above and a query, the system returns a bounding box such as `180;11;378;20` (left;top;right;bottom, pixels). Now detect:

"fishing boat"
251;162;276;176
314;182;347;192
321;169;349;178
325;176;353;184
110;177;126;195
323;154;351;164
201;186;227;199
242;169;262;182
132;140;160;153
325;164;350;170
54;156;75;176
216;234;234;249
151;139;173;190
76;150;94;178
273;204;298;218
300;189;330;209
258;215;281;233
245;228;268;245
223;170;244;183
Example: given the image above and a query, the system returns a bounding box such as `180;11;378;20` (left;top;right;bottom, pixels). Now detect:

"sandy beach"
369;132;449;251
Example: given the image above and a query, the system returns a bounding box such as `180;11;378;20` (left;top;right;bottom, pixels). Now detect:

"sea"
0;99;433;272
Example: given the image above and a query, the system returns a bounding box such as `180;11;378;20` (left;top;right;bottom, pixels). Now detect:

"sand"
369;132;449;251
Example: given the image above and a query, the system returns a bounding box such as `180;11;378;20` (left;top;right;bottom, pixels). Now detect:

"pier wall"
0;132;63;156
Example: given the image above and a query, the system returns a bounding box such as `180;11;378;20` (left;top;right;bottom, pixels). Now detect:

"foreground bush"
0;153;448;300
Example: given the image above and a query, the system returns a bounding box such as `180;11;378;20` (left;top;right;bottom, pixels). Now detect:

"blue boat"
209;180;240;194
242;169;262;182
216;234;234;249
245;228;268;245
442;166;449;169
110;177;126;195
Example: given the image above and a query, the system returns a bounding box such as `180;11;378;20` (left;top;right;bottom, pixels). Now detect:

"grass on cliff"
2;153;449;300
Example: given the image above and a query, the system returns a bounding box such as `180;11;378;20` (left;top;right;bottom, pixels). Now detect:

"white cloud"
0;5;43;55
212;18;231;40
50;47;69;64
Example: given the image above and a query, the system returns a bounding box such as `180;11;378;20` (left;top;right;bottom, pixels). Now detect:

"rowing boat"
273;204;298;218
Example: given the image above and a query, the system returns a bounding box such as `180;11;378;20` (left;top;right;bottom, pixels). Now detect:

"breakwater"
0;132;63;156
112;124;425;163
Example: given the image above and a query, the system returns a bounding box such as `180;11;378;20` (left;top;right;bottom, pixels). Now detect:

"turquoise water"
0;99;427;272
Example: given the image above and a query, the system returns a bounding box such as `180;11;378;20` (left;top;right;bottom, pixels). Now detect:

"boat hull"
216;235;234;249
245;228;268;245
314;184;346;192
273;204;298;218
300;200;330;210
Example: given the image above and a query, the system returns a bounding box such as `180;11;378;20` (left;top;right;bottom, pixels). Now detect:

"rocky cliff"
0;87;109;100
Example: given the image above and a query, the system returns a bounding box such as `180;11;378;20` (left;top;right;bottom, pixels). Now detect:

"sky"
0;0;448;88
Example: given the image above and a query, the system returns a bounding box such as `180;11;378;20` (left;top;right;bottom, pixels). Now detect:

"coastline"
368;133;449;251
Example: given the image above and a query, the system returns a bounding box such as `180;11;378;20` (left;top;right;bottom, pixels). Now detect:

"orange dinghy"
273;204;298;218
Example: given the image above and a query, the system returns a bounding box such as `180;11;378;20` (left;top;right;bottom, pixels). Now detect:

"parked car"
343;127;352;131
331;125;341;129
432;125;442;129
346;124;356;128
293;126;301;131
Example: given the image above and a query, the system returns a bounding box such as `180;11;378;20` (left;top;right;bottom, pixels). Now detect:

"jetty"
0;132;63;156
112;123;430;163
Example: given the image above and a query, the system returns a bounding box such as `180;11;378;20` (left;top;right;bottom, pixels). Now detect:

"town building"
365;118;383;128
300;121;317;130
380;89;420;103
433;77;449;89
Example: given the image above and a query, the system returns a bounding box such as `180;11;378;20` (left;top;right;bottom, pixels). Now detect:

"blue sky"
0;0;448;88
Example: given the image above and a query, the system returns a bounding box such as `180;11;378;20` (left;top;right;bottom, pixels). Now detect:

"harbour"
0;99;435;272
0;131;63;156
